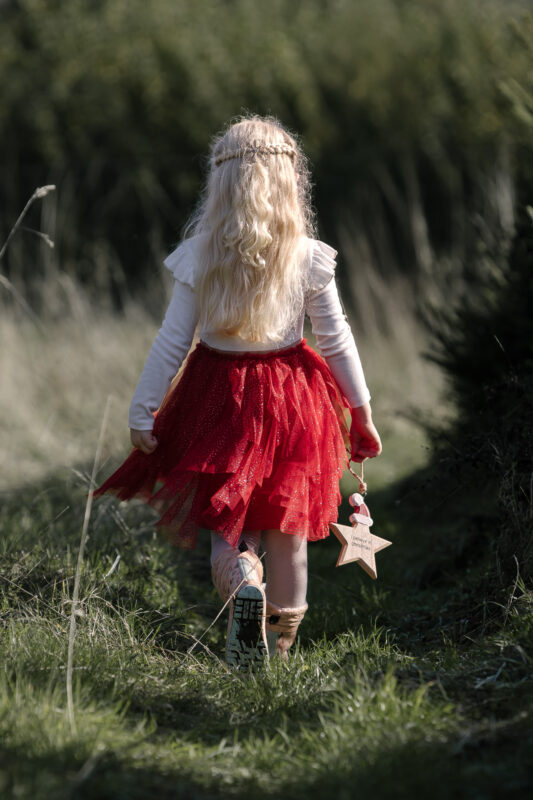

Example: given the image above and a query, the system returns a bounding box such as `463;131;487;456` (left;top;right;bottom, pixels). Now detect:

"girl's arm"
306;278;382;462
129;279;199;452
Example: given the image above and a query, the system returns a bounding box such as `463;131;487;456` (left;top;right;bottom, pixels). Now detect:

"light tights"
209;530;260;565
262;529;308;608
210;529;307;608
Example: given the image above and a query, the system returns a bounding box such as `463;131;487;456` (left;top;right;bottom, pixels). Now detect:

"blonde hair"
185;115;315;342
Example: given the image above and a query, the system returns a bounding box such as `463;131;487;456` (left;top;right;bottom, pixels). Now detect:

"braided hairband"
214;142;296;167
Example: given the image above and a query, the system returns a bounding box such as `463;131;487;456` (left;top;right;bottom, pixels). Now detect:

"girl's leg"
261;529;307;607
261;529;308;658
210;530;266;668
210;530;260;566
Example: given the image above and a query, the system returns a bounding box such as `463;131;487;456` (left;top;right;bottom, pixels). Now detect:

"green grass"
0;278;530;798
1;469;531;799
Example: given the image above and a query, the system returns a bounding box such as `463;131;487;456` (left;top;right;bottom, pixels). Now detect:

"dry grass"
0;257;445;492
0;288;154;489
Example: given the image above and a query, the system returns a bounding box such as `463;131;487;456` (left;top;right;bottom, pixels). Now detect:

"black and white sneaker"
225;583;268;669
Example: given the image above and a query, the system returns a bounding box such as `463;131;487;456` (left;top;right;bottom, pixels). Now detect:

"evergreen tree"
430;204;533;586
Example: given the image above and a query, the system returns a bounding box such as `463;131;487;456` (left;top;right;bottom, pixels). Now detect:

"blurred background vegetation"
1;0;532;303
1;1;533;795
1;0;532;593
1;0;532;575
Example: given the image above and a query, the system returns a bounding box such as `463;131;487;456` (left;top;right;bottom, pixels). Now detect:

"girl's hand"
130;429;158;454
349;403;382;463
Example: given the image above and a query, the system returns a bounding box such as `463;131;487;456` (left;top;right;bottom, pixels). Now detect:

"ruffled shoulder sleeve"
163;235;204;289
307;239;337;295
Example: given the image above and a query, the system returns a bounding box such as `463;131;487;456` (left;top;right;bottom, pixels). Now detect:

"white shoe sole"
225;585;268;669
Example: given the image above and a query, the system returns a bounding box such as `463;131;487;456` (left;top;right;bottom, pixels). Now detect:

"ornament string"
347;458;367;496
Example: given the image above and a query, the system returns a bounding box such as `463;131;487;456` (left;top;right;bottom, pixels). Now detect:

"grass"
1;469;532;798
0;296;152;490
1;275;531;798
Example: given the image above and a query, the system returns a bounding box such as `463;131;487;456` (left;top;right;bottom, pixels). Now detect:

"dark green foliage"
1;0;532;298
427;205;533;589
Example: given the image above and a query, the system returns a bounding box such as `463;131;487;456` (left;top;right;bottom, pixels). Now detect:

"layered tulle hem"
95;340;351;549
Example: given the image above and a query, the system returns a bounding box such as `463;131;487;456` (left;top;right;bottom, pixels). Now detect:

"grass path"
1;464;531;799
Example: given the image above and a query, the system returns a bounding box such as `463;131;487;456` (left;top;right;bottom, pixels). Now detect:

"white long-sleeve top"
129;236;371;430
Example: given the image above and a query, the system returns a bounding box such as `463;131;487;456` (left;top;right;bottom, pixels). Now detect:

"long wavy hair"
185;115;315;342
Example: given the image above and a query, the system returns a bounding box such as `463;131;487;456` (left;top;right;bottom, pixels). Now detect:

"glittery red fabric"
95;339;351;549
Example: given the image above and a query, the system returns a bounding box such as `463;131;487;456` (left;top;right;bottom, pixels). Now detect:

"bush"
428;203;533;589
1;0;532;299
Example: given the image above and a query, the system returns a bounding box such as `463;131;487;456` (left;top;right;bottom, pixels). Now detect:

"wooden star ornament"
330;491;392;579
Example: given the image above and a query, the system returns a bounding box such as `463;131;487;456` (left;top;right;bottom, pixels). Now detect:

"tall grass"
0;245;445;495
0;294;150;490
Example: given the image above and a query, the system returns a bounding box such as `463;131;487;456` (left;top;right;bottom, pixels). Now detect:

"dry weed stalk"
0;185;55;328
66;394;113;735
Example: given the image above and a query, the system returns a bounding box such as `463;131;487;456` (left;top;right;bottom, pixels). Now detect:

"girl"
95;115;382;668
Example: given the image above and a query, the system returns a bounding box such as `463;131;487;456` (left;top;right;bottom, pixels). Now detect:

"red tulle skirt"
95;339;351;549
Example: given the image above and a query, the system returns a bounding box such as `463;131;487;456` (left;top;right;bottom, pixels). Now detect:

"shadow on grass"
1;724;531;800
